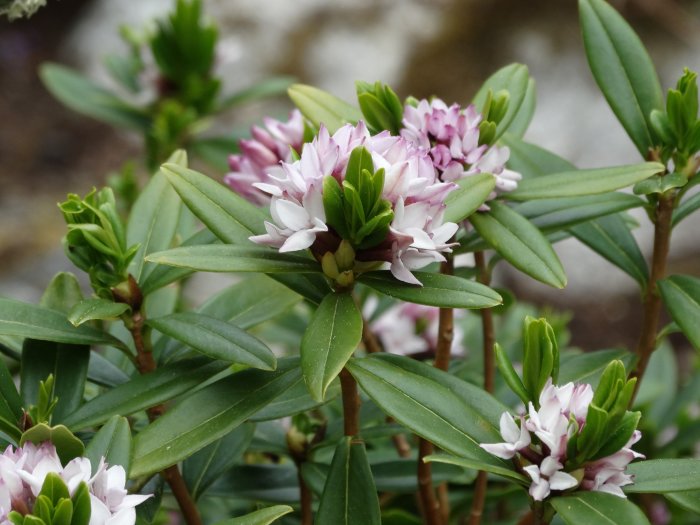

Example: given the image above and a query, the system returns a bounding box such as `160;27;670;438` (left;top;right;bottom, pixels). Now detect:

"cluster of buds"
0;442;149;525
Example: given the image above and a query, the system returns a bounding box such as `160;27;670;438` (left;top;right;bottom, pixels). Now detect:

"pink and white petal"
549;471;579;491
279;229;318;253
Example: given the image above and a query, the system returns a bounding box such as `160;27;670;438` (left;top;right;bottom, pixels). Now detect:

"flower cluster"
481;380;644;501
249;122;459;285
365;297;465;356
224;110;305;205
401;98;522;203
0;442;150;525
0;0;46;20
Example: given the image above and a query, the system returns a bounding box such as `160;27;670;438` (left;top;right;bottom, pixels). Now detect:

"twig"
418;439;442;525
297;469;313;525
339;368;360;436
631;193;674;402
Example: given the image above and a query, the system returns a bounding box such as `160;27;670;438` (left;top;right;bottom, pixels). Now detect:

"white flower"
480;413;531;460
581;431;645;498
523;456;579;501
89;460;151;525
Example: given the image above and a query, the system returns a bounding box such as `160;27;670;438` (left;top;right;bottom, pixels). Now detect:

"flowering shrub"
1;1;700;525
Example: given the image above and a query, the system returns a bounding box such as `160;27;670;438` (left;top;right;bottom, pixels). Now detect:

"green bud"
321;252;340;279
356;81;403;134
488;89;510;124
649;109;675;145
478;120;497;146
522;317;559;405
335;271;355;289
335;240;355;271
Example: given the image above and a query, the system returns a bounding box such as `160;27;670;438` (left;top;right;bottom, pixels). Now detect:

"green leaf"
559;349;636;386
146;245;322;273
87;352;130;388
0;298;126;348
218;76;295;110
506;78;536;138
21;424;85;465
85;416;132;472
301;293;362;402
147;312;276;370
515;193;644;234
252;374;340;421
39;64;151;131
569;214;648;286
316;437;381;525
39;471;71;503
673;191;700;227
130;360;300;477
633;172;687;195
469;201;567;288
62;359;227;431
190;134;244;172
0;357;22;420
551;491;649;524
507;162;664;201
494;343;529;405
71;483;91;525
501;134;576;178
184;423;254;500
473;64;530;141
443;173;496;223
346;355;516;478
211;506;293;525
624;458;700;494
658;275;700;350
665;491;700;514
67;299;130;327
423;454;527;484
359;271;501;309
288;84;362;133
578;0;664;156
127;151;185;284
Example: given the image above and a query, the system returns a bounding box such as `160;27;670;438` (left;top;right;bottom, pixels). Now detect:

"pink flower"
89;459;151;525
523;456;579;501
480;413;531;460
224;109;305;205
580;431;645;498
250;122;459;285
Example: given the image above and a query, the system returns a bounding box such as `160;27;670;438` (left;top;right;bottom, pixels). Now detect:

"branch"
339;368;360;436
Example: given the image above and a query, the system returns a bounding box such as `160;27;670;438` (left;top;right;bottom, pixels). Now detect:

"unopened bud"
335;240;355;271
321;252;339;279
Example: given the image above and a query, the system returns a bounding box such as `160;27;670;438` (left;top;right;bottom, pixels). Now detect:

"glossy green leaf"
665;490;700;514
183;423;254;500
516;193;643;234
148;312;276;370
658;275;700;350
673;191;700;227
494;343;529;405
423;454;527;484
209;464;298;501
62;359;227;431
87;352;130;388
67;299;130;327
469;201;567;288
21;423;85;465
85;416;131;472
506;78;536;138
624;458;700;494
251;375;340;421
316;437;381;525
190;135;243;172
559;349;635;386
501;134;576;178
473;64;530;141
347;355;514;476
0;357;22;421
212;506;293;525
39;64;150;131
219;76;295;109
578;0;664;156
130;361;300;477
360;271;501;309
443;173;496;223
0;298;125;348
552;491;649;524
301;293;362;402
507;162;663;201
288;84;362;133
147;245;321;274
127;151;186;284
569;214;648;286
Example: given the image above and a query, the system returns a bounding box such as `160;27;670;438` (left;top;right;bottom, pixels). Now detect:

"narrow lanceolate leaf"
146;245;322;274
39;64;151;131
506;77;536;138
346;355;515;478
359;271;501;309
315;437;381;525
147;312;276;370
501;134;576;178
559;349;636;386
673;191;700;227
0;298;126;348
67;298;130;327
506;162;664;201
160;163;267;244
288;84;362;133
84;416;132;473
62;359;228;431
579;0;664;156
658;275;700;350
515;193;644;234
664;491;700;514
443;173;496;223
469;201;567;288
127;151;185;283
301;293;362;402
424;454;527;484
130;361;300;477
570;214;648;286
211;506;293;525
473;63;530;141
624;459;700;493
551;491;650;524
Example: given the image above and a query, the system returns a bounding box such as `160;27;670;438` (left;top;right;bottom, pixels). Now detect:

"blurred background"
0;0;699;354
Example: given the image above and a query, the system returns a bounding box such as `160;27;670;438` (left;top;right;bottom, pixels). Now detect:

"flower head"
523;456;579;501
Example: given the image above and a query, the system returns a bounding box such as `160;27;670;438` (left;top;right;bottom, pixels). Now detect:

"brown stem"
126;307;202;525
631;194;674;403
418;439;442;525
433;257;455;372
297;469;313;525
339;368;360;436
516;511;535;525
